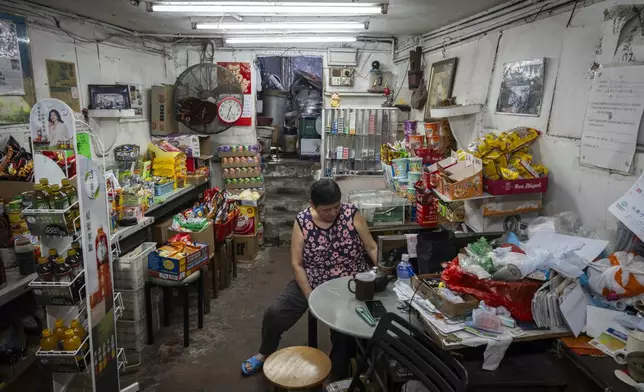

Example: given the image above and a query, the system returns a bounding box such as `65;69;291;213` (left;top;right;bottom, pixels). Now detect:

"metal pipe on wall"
394;0;598;62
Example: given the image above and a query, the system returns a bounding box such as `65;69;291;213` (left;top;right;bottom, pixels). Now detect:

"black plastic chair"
348;312;468;392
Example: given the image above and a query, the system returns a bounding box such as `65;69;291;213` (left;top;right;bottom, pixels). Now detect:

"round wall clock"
217;97;243;124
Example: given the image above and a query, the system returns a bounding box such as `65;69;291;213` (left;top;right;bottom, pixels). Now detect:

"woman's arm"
354;211;378;266
291;221;313;298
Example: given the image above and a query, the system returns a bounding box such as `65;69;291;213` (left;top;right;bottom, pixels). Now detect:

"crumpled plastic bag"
588;252;644;297
442;257;542;321
526;211;598;239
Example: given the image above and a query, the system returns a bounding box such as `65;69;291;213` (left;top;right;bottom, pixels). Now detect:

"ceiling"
28;0;511;36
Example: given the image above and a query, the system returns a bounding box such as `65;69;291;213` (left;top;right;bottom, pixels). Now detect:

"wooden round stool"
264;346;332;391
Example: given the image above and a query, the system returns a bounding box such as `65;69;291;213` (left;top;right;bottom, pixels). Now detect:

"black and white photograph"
496;58;545;116
89;84;131;110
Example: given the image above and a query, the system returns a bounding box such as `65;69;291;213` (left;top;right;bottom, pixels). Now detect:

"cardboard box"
412;274;479;318
151;217;174;246
234;205;258;235
464;199;539;233
169;222;215;258
233;234;258;263
484;176;549;195
147;242;209;281
154;134;213;159
186;174;208;186
0;181;34;202
151;85;179;135
435;153;483;201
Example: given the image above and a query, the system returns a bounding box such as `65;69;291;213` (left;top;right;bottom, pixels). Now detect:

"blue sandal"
241;356;264;376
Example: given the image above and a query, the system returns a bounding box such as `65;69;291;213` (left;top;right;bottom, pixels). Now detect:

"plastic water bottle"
397;254;413;287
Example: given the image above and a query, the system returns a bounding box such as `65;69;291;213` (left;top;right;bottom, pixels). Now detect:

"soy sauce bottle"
36;256;53;282
47;249;59;267
53;256;72;283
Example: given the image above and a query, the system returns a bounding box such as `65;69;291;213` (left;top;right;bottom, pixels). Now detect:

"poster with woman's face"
29;98;75;151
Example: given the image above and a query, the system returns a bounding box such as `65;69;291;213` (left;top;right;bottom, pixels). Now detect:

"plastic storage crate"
114;242;157;290
154;182;174;196
120;288;145;321
116;287;161;352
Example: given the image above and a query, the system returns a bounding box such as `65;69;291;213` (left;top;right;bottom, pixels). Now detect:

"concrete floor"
121;246;330;392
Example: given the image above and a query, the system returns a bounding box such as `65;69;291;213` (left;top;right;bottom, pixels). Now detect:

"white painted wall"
0;15;174;166
394;1;644;233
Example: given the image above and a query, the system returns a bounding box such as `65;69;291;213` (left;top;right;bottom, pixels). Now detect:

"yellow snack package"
500;167;521;180
513;159;539;179
467;134;501;158
482;159;500;180
509;150;532;166
502;127;540;152
532;164;549;176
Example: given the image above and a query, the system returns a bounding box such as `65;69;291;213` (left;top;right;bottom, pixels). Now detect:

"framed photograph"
118;83;144;115
495;58;545;116
88;84;131;110
424;57;458;120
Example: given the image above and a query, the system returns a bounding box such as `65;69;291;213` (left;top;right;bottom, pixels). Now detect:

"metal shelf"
0;273;37;307
110;217;154;243
146;185;196;214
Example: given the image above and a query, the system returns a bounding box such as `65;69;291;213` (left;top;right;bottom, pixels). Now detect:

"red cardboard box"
484;177;549;195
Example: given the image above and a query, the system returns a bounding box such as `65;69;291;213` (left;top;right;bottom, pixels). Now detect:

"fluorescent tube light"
225;36;357;44
150;2;384;15
195;21;366;31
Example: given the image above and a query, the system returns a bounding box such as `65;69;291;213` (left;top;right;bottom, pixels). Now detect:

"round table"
308;276;410;339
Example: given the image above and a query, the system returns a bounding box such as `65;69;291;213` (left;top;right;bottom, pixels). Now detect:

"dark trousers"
260;279;357;379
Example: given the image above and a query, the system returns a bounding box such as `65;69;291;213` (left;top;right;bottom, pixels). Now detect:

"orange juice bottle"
70;319;87;350
40;329;58;351
53;319;67;349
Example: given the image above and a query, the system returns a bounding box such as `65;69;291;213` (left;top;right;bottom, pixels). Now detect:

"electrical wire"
524;2;550;24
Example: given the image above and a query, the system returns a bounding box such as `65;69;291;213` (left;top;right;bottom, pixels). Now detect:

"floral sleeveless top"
296;203;372;288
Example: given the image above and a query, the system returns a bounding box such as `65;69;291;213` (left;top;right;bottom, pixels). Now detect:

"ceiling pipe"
396;0;554;55
394;0;596;62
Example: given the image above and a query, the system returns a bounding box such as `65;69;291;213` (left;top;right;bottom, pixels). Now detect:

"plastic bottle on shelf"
62;329;82;362
40;329;58;351
49;184;69;210
32;184;50;209
61;179;78;205
47;248;59;267
36;256;53;282
66;249;83;278
397;254;413;287
39;178;52;194
53;319;67;348
70;319;87;350
71;241;83;264
53;256;73;283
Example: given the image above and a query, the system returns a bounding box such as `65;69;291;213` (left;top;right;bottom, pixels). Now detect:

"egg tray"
221;162;260;168
223;170;261;179
218;151;259;158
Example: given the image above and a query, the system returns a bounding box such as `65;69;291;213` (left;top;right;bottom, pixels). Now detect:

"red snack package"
168;233;192;244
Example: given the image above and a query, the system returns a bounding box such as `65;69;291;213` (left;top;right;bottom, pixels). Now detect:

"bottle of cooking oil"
53;256;73;283
61;179;77;205
32;184;50;209
53;319;67;349
40;329;58;351
39;178;51;194
70;319;87;350
62;329;83;363
49;184;69;210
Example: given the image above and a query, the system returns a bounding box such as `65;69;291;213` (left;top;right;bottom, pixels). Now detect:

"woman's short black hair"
310;179;342;207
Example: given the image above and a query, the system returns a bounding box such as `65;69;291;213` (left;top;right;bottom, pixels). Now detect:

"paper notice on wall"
609;170;644;241
580;65;644;174
0;21;25;96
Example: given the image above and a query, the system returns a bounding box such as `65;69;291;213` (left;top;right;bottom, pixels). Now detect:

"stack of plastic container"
113;242;160;365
